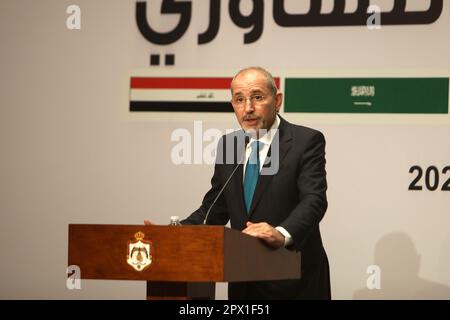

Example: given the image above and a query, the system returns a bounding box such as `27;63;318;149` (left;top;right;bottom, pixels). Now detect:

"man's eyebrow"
234;89;264;95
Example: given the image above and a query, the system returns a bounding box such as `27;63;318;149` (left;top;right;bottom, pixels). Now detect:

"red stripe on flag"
130;77;281;90
131;78;232;89
274;78;280;88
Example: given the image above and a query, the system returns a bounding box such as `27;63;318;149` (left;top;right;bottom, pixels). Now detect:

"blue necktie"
243;141;260;213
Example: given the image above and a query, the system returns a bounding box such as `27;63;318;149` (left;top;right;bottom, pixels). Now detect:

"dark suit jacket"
182;116;331;300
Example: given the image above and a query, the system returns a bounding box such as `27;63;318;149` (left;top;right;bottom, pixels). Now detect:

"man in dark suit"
181;67;330;299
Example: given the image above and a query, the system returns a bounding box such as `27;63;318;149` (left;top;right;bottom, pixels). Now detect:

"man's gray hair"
231;67;278;95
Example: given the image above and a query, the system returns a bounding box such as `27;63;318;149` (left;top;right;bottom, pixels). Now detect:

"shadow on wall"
353;232;450;300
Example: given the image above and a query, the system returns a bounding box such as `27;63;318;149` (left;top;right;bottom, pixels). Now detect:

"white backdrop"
0;0;449;299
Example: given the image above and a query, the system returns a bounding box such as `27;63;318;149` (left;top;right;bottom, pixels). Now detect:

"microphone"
203;136;249;224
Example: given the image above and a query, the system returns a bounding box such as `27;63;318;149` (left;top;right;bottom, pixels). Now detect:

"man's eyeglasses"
232;94;268;107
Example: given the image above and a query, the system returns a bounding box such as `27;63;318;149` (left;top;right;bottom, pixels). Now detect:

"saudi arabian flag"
284;78;449;114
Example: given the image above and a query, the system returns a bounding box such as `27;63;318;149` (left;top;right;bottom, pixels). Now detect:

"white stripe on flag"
130;89;231;102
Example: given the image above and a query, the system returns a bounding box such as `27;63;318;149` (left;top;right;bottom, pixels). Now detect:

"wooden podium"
68;224;301;299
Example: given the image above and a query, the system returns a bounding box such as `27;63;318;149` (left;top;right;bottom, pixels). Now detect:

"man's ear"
275;91;283;112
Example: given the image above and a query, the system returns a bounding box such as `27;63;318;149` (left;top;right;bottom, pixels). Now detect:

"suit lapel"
248;117;293;217
233;163;245;211
228;132;247;216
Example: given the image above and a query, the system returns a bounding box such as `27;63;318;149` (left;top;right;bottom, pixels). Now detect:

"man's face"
230;70;282;134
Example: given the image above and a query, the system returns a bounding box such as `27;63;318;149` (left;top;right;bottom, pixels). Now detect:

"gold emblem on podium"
127;231;152;271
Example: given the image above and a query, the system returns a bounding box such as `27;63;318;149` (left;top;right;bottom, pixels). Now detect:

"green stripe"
284;78;449;113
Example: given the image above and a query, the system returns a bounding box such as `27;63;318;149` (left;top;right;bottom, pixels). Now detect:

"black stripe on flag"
130;101;233;112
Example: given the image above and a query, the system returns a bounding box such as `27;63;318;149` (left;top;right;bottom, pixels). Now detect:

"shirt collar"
248;114;280;147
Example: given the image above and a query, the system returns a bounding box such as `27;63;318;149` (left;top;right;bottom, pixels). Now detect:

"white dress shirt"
243;115;293;247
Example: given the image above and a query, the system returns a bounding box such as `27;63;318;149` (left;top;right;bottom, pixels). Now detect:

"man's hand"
242;222;285;248
144;220;154;225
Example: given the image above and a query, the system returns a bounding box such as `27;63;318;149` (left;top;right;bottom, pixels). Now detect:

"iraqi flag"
129;77;280;112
